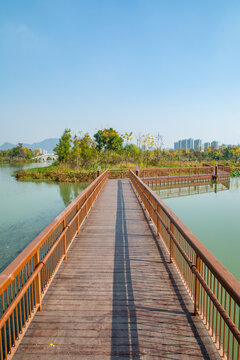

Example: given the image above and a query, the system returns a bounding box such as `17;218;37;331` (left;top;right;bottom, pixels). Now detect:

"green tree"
54;129;72;162
123;143;139;163
72;134;81;166
79;133;96;166
94;128;123;152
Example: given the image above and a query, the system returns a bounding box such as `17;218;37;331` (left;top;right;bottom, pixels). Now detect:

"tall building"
194;139;202;151
181;139;187;151
187;138;194;150
174;141;179;150
204;142;210;151
174;140;183;150
211;141;219;150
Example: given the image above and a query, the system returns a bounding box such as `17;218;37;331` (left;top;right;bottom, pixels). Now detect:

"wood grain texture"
14;179;220;360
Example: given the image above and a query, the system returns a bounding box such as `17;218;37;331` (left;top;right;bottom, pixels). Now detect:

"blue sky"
0;0;240;147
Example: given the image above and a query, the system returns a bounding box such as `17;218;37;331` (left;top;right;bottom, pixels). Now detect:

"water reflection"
59;182;88;206
151;180;230;200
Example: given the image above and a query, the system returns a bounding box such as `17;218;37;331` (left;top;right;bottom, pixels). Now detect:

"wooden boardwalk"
14;179;220;360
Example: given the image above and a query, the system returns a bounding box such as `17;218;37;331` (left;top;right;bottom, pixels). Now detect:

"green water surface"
0;163;87;271
152;179;240;281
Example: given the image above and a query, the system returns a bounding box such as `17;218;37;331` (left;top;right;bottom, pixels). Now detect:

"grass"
15;164;98;183
14;160;239;183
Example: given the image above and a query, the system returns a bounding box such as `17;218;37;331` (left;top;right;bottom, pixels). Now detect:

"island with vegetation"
14;128;240;182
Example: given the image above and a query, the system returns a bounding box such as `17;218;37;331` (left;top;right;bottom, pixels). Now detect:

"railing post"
97;166;101;177
136;166;140;177
170;221;174;263
76;203;79;232
156;203;160;235
63;219;67;260
33;250;42;311
194;255;201;315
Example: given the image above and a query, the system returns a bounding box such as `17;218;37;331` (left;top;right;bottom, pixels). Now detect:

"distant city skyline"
1;1;240;147
173;137;240;151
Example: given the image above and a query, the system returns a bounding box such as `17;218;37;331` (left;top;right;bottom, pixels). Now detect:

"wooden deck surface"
14;179;220;360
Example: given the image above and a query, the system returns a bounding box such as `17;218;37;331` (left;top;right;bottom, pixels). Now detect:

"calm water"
0;163;88;271
152;179;240;281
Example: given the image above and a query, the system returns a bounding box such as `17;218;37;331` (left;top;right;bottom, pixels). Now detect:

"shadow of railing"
111;180;140;359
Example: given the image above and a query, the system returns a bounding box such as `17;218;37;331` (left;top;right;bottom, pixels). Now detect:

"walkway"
14;179;220;359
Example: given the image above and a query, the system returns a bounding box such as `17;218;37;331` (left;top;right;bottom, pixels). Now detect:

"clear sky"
0;0;240;148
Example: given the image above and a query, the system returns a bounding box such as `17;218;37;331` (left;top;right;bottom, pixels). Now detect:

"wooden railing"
203;163;232;176
129;170;240;360
218;165;231;174
109;169;132;179
140;166;214;178
0;170;109;360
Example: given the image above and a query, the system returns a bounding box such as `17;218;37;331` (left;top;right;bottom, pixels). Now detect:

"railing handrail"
0;170;109;294
129;170;240;305
141;166;214;171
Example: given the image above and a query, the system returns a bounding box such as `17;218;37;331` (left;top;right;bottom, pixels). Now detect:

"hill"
0;138;59;153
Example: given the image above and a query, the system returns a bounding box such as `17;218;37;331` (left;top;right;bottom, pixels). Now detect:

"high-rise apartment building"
194;139;202;151
173;138;225;151
174;141;179;150
204;142;210;151
181;139;187;151
211;141;219;150
187;138;194;150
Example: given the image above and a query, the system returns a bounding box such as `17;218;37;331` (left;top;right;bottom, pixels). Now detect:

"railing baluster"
63;219;67;260
3;324;7;360
0;328;3;360
10;285;15;348
14;280;19;341
1;293;7;358
194;255;201;315
6;288;11;353
33;251;42;311
170;222;174;263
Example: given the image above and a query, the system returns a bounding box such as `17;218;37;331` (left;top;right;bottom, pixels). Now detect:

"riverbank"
15;164;98;182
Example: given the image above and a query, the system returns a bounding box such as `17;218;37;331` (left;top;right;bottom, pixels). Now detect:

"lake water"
0;163;87;271
1;165;239;283
151;179;240;281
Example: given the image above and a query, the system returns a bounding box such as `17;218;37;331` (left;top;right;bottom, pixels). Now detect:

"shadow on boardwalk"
111;180;140;359
111;180;217;359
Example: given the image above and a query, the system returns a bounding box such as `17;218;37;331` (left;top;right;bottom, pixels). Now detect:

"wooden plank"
14;179;220;360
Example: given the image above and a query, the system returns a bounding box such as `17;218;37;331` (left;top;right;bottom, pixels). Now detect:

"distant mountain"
0;142;15;151
0;138;59;153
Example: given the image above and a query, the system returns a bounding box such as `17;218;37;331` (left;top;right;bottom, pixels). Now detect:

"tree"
54;129;72;162
123;143;139;164
94;128;123;152
79;133;96;166
71;132;97;167
71;134;81;166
